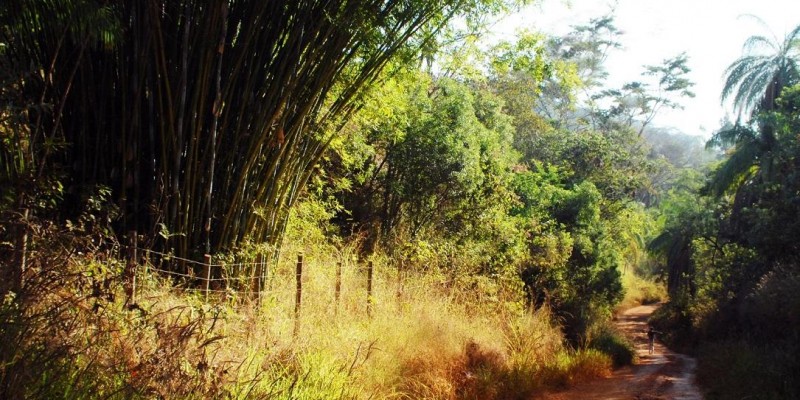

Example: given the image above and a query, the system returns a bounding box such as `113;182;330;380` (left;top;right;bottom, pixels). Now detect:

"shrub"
648;297;696;352
568;349;613;381
697;340;800;400
589;326;636;367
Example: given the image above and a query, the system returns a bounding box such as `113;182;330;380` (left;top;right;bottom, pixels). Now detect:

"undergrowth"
695;339;799;400
615;271;666;314
588;324;636;367
0;218;621;399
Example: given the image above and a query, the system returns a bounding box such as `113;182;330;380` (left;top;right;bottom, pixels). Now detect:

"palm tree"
709;20;800;198
721;17;800;119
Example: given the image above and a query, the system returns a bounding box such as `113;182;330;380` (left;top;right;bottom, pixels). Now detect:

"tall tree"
709;21;800;200
592;53;695;135
1;0;524;263
721;17;800;118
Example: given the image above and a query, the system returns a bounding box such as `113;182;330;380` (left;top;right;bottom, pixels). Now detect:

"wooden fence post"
144;249;150;280
16;208;29;292
203;254;212;302
367;260;373;317
126;230;137;304
335;261;342;314
253;253;265;303
294;253;303;336
396;259;404;302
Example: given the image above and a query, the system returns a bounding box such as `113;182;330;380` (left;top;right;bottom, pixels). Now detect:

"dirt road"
543;304;703;400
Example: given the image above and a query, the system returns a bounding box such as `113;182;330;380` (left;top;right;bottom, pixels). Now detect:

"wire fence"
116;230;473;337
119;231;407;333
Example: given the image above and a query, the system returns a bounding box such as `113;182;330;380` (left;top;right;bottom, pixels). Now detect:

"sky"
493;0;800;137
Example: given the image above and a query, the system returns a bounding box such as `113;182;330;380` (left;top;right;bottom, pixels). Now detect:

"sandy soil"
542;304;703;400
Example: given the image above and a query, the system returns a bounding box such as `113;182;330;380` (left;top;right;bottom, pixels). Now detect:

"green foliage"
588;325;636;367
490;30;551;79
514;166;626;342
696;340;800;400
649;30;800;397
331;70;521;272
283;192;340;251
721;18;800;118
510;124;653;204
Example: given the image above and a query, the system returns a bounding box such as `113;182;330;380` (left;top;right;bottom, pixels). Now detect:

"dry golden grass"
615;271;667;314
2;234;616;399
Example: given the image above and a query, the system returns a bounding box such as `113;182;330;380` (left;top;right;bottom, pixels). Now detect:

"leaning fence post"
13;207;30;292
203;254;212;302
294;253;303;337
367;260;374;317
335;261;342;314
396;258;404;302
126;230;137;304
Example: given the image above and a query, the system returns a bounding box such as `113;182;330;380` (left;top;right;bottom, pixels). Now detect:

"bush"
648;297;696;352
696;340;800;400
589;326;636;367
569;349;613;381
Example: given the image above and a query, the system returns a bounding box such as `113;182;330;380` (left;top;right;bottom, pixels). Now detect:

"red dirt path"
542;304;703;400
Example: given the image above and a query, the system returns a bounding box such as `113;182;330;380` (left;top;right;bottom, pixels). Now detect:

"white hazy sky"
494;0;800;137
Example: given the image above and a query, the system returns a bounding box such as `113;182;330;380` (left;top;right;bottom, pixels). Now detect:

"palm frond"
722;22;800;118
647;228;679;255
784;23;800;48
737;14;779;43
708;138;760;197
707;124;757;149
722;56;762;101
743;35;777;53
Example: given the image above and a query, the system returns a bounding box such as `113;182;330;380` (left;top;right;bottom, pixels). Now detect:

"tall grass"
615;270;667;313
1;221;617;399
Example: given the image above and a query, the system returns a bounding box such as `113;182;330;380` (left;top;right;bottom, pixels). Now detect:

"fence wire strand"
122;245;430;303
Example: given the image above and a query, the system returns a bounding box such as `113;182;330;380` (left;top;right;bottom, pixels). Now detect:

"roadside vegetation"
0;214;619;399
649;20;800;400
7;1;798;399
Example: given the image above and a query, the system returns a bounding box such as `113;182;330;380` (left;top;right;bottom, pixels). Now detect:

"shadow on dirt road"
543;304;703;400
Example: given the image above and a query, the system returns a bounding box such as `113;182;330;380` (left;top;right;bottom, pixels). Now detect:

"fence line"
122;245;267;268
122;244;444;323
132;248;383;283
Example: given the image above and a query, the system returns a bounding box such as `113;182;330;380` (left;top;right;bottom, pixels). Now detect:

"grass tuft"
589;325;637;367
1;222;620;399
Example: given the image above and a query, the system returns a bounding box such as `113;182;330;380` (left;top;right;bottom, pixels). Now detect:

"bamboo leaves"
2;0;498;263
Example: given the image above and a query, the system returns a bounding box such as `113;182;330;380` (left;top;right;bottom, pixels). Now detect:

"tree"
535;14;623;130
1;0;524;264
514;166;625;342
593;53;695;135
333;73;518;259
721;17;800;118
548;14;622;90
708;19;800;200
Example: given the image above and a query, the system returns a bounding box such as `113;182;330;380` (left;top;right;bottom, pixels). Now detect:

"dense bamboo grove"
1;0;474;263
